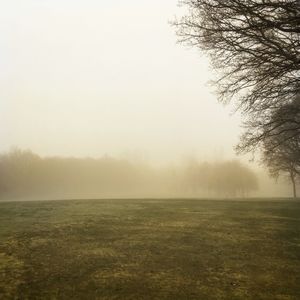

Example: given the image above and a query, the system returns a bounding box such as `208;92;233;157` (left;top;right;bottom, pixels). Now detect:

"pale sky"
0;0;242;163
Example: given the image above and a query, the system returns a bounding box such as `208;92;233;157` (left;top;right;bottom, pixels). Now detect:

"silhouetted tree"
261;99;300;197
238;94;300;153
174;0;300;151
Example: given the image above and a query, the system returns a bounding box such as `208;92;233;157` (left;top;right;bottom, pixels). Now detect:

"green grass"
0;199;299;300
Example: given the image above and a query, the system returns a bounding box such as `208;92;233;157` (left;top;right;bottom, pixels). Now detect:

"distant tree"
212;160;258;197
183;159;205;194
184;160;258;197
174;0;300;150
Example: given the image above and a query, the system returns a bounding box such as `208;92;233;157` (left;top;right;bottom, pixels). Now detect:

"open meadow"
0;199;299;300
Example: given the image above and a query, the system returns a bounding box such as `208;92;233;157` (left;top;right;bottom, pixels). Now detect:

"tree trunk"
290;171;297;198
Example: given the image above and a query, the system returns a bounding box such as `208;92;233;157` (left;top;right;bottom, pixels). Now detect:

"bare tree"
261;99;300;197
238;94;300;152
262;142;299;198
174;0;300;150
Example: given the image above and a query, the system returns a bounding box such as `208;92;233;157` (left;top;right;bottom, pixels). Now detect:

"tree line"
0;149;258;200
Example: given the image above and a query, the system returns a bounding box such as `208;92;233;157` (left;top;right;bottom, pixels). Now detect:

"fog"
0;0;241;162
0;149;294;201
0;149;258;200
0;1;295;199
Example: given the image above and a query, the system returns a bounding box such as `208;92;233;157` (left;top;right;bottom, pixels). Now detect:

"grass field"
0;199;299;300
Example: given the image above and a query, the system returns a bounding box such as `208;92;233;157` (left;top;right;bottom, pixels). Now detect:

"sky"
0;0;242;164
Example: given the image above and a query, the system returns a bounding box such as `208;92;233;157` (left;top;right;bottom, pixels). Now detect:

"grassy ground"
0;199;299;300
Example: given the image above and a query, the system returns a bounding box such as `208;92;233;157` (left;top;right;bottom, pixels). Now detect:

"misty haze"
0;1;299;299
